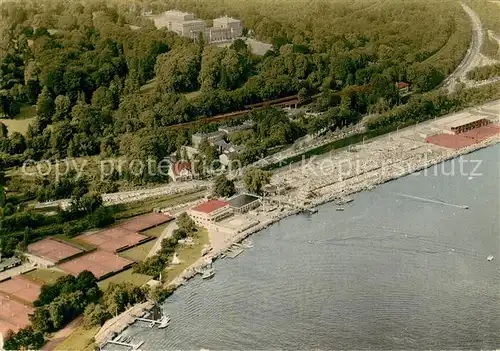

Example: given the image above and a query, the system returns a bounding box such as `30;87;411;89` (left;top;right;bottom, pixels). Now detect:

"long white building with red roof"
188;200;232;226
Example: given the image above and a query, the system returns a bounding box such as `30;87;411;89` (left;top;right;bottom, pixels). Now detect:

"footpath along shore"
95;116;500;347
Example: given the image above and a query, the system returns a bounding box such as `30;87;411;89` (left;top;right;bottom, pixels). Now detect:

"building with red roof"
188;200;232;226
169;162;193;182
395;81;410;95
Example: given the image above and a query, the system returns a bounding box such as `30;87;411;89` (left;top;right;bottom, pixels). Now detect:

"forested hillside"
153;0;471;75
0;0;471;168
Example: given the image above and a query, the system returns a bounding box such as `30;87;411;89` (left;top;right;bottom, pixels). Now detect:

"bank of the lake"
111;143;499;350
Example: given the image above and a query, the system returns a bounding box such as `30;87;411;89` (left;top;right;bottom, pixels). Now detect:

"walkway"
42;317;83;351
147;222;178;258
442;3;485;92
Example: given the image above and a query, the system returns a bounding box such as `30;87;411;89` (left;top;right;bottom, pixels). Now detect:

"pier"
135;317;165;326
105;335;144;350
226;248;244;258
396;193;469;209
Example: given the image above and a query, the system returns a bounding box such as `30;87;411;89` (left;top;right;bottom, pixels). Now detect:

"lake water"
115;144;500;350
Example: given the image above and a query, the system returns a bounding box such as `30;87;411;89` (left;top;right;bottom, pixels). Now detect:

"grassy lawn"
118;240;156;262
0;117;35;135
23;269;67;285
163;227;210;284
97;269;152;290
53;234;96;251
141;223;170;238
0;105;37;135
140;78;156;94
53;326;99;351
184;90;201;100
17;105;37;119
112;190;206;221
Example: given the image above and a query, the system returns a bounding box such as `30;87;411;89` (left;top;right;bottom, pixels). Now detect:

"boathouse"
227;194;261;214
188;200;232;226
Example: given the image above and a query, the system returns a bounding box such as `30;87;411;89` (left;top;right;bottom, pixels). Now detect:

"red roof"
172;162;191;176
191;200;229;214
396;82;410;89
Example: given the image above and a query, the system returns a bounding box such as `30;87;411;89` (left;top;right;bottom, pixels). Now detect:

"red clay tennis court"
0;293;34;337
118;213;174;232
426;125;500;149
57;250;133;280
0;276;41;304
80;228;150;252
28;238;83;263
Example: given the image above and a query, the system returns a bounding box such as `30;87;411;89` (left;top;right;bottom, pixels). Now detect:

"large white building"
213;15;243;37
188;200;233;227
154;10;206;39
153;10;243;43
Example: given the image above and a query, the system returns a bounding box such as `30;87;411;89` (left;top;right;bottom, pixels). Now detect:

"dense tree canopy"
244;167;271;195
213;174;236;198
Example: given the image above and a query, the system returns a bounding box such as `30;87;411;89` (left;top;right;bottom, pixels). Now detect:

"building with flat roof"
164;10;196;22
188;200;232;226
153;10;242;43
227;194;260;213
172;19;206;39
0;257;21;272
218;121;254;134
450;117;490;134
213;15;243;37
154;10;205;39
192;131;225;148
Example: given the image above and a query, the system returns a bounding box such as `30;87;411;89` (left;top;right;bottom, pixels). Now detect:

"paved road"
442;3;484;93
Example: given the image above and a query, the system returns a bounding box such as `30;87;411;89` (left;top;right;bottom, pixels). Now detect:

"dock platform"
105;336;144;350
226;248;244;259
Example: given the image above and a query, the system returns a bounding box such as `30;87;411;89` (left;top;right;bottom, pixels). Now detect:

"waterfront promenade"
94;100;500;347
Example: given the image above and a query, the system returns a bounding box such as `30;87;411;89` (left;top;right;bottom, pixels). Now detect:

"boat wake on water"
395;193;469;209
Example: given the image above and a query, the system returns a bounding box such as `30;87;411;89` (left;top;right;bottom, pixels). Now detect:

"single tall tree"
36;86;54;127
213;174;236;198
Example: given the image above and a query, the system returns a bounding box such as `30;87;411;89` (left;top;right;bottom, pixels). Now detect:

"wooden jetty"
226;248;244;259
105;335;144;350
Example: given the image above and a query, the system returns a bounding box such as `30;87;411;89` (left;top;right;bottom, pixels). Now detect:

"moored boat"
202;268;215;279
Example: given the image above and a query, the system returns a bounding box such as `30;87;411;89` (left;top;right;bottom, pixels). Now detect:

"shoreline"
96;134;499;348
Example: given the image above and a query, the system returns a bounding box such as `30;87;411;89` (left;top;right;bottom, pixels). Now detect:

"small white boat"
487;255;494;262
158;315;171;329
202;268;215;279
241;239;254;248
336;207;344;211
